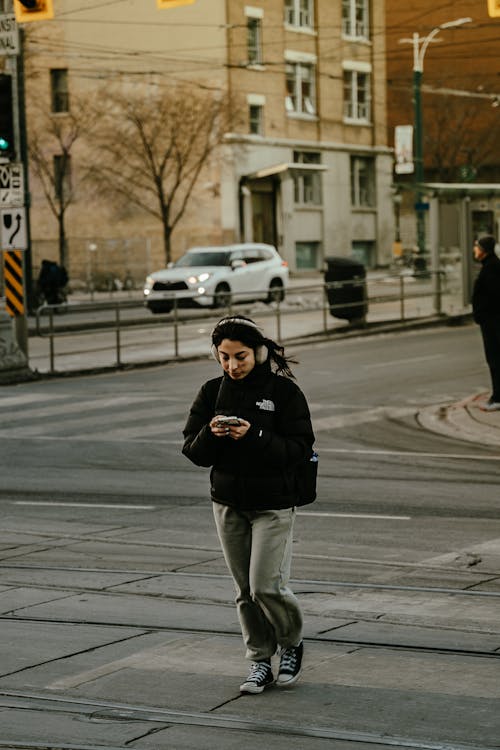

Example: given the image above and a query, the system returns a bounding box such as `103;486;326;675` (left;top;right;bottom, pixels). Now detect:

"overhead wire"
18;3;499;101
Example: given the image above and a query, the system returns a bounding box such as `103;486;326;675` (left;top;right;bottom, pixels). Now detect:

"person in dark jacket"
471;235;500;411
37;259;68;306
183;315;315;694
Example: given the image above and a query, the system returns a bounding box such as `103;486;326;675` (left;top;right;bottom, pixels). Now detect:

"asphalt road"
1;323;499;749
2;322;497;515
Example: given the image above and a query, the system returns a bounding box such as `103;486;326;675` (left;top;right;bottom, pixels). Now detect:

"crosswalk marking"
0;402;184;438
0;392;69;408
0;390;416;442
0;395;154;424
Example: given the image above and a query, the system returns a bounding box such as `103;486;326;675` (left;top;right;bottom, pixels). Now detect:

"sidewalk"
419;391;500;449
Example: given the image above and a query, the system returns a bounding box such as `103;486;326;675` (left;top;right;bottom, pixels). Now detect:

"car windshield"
175;251;231;268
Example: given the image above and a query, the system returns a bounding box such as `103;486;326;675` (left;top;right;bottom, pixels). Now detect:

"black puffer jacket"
472;252;500;324
182;363;315;511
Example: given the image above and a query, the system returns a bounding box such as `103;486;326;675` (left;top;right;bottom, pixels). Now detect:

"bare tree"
92;84;237;265
27;94;95;269
424;95;499;182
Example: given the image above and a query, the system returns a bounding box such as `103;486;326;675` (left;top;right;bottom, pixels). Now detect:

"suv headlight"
144;276;155;293
187;272;212;284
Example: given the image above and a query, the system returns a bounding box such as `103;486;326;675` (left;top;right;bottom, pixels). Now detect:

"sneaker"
239;660;274;694
479;400;500;412
276;641;303;687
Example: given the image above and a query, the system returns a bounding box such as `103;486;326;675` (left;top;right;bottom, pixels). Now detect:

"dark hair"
211;315;297;378
476;235;496;255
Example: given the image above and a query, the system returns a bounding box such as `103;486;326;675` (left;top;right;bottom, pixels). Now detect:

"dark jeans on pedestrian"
479;316;500;402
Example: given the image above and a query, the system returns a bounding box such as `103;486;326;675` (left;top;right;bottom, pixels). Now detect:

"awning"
245;162;329;180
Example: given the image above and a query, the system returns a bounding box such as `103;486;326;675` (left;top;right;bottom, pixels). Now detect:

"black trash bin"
324;256;368;323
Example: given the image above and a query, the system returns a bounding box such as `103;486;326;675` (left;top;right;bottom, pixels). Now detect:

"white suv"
144;243;289;314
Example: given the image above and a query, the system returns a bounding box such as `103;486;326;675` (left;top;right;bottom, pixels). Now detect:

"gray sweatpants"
213;502;303;661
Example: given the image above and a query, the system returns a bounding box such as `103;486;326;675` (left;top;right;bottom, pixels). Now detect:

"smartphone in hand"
215;416;242;427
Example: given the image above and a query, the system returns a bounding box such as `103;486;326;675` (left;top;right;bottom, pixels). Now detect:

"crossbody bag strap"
213;376;225;415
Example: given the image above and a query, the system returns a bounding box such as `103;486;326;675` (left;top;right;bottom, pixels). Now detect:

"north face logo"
256;399;275;411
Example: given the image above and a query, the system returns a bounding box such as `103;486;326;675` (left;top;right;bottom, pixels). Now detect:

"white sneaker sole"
275;669;302;687
240;680;273;694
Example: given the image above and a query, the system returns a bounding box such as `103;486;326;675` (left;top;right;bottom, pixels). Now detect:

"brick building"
3;0;395;286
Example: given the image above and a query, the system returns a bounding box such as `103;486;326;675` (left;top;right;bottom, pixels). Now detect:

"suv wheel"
266;279;284;303
213;284;232;308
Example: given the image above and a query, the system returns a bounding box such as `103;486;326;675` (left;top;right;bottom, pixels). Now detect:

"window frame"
342;0;370;40
285;0;314;30
285;62;316;117
249;103;264;135
247;16;262;65
293;151;323;206
343;69;371;123
350;155;376;208
50;68;69;114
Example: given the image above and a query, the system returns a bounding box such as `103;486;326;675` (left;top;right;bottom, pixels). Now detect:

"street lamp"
400;17;472;273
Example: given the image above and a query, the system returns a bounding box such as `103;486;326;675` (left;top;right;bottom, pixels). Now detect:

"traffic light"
157;0;196;8
488;0;500;16
14;0;54;23
0;74;15;161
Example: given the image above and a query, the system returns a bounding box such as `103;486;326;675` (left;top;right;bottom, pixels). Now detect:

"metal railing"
33;270;456;374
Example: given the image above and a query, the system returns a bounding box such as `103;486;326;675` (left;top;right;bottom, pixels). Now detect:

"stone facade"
15;0;394;286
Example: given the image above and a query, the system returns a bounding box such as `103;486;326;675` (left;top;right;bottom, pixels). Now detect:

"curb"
417;393;500;449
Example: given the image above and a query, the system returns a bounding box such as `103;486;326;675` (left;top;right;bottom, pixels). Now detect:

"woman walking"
182;315;315;694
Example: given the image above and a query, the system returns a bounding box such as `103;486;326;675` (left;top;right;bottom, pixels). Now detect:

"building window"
285;0;313;29
50;69;69;113
286;62;316;116
296;241;320;270
54;154;72;201
247;17;262;65
352;240;375;268
249;104;263;135
342;0;369;39
351;156;375;207
293;152;322;205
343;70;371;121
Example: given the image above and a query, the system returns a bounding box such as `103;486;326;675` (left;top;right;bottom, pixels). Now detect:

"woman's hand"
210;415;251;440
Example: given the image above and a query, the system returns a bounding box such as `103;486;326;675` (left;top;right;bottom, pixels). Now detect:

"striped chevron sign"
3;249;24;316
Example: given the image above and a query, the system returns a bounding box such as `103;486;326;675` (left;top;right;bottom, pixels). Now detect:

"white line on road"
320;448;500;460
12;501;156;510
362;354;443;369
298;511;411;520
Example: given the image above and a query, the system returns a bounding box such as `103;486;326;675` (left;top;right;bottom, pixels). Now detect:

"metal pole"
173;299;179;357
399;275;405;321
48;307;55;373
115;302;121;367
322;283;328;332
429;195;442;315
413;66;426;273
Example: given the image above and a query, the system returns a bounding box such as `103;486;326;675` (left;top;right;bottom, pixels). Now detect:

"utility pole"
400;18;472;275
1;0;30;356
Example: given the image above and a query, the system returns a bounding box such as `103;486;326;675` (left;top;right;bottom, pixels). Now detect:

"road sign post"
1;206;27;250
0;13;19;55
0;162;24;207
0;12;32;365
2;205;28;355
2;247;29;361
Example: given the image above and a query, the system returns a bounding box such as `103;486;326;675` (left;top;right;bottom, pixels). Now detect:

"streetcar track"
0;616;498;660
0;689;494;750
0;563;499;597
